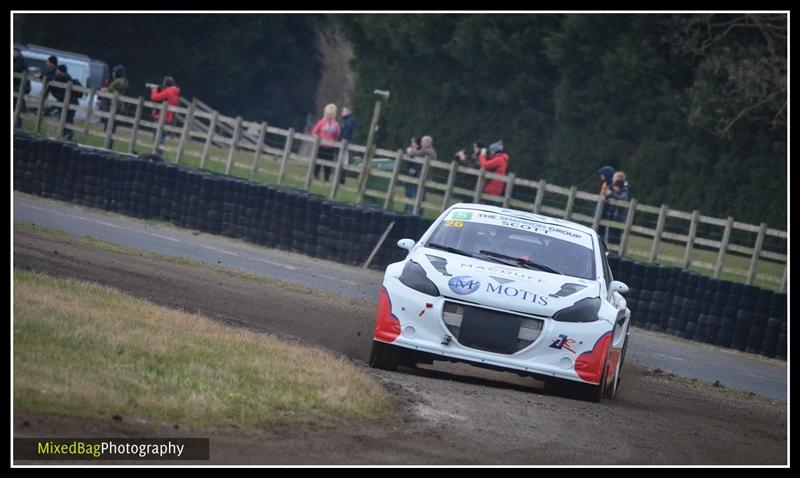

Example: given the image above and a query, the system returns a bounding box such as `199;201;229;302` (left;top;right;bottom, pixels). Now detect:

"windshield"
425;210;596;280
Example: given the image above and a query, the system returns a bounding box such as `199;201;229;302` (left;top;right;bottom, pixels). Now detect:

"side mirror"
397;238;416;251
609;281;629;295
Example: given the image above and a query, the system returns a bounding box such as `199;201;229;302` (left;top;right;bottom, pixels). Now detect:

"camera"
373;89;390;101
145;82;159;89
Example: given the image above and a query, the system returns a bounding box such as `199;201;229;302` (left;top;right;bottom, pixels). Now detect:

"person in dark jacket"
102;64;130;149
603;171;632;245
338;107;356;185
39;55;58;83
597;165;616;242
48;64;82;141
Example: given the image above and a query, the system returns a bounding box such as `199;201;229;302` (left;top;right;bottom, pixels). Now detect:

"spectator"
47;65;83;141
598;165;615;195
337;106;356;185
603;171;632;245
312;103;340;182
149;76;181;155
14;48;30;126
478;140;509;197
597;165;616;241
404;135;437;215
39;55;58;83
102;64;129;149
454;141;485;192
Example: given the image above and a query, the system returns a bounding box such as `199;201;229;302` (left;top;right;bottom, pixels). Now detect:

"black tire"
578;363;607;403
605;333;629;399
369;341;402;371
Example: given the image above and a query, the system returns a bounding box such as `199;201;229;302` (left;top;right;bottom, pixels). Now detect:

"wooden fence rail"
13;72;787;291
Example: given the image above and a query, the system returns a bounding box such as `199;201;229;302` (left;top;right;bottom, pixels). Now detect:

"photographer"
478;140;509;197
48;64;83;141
454;141;485;192
149;76;181;155
601;171;632;245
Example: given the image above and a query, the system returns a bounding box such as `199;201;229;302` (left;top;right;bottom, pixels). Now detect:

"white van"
15;42;109;122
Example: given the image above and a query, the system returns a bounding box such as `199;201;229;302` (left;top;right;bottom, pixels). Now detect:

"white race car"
370;203;631;401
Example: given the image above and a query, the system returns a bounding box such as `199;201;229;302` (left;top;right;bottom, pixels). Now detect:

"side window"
599;240;613;288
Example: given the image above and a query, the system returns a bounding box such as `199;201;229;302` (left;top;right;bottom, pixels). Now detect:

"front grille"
442;301;544;354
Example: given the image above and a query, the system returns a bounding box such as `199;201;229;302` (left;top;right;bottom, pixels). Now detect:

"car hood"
416;249;600;317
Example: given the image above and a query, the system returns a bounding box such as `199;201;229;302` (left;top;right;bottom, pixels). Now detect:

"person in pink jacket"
312;103;341;182
479;140;510;197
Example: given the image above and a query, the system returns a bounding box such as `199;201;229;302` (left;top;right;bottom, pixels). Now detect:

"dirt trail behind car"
13;227;787;464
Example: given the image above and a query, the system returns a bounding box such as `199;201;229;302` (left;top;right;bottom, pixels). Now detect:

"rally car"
370;203;631;401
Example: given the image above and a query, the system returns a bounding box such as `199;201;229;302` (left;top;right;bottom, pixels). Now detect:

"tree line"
20;13;786;228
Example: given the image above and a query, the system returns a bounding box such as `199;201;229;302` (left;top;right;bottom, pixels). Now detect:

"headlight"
399;260;440;297
551;297;601;323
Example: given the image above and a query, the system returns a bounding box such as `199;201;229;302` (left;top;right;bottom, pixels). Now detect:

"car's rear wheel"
369;341;404;371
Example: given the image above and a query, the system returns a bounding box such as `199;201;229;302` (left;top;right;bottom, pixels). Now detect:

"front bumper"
374;276;614;384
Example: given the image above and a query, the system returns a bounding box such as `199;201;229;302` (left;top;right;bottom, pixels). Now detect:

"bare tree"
312;20;357;118
665;14;786;138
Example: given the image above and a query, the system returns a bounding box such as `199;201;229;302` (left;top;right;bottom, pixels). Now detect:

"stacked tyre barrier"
14;133;786;360
608;254;786;360
13;133;428;270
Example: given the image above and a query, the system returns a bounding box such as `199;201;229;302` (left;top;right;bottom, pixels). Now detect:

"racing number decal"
444;220;464;228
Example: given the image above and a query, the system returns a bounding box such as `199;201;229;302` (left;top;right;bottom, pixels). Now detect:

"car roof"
447;202;598;238
14;43;91;62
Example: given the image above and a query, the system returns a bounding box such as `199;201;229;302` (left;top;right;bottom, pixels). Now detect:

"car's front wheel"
604;333;629;399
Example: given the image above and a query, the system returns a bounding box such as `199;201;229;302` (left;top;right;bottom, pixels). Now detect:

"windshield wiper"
426;243;478;259
478;250;563;275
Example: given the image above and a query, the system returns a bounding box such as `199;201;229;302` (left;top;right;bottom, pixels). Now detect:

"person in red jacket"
150;76;181;155
312;103;341;182
479;140;509;197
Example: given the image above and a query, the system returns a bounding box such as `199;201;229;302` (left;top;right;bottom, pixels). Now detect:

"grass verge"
13;267;391;429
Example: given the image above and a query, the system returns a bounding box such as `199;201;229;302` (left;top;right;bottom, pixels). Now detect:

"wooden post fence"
127;97;144;154
224;116;243;175
81;86;97;142
356;145;375;206
34;78;49;134
473;168;486;204
13;71;27;128
56;81;73;140
563;186;577;220
502;173;515;208
329;140;349;199
383;149;404;210
648;204;668;263
682;210;700;269
714;216;734;279
277;127;294;186
746;222;768;285
533;179;546;214
618;198;637;257
103;91;119;150
200;110;219;169
175;98;196;164
152;101;168;155
304;135;322;191
250;121;268;179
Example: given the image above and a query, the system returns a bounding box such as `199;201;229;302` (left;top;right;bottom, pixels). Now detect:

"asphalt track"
13;191;787;400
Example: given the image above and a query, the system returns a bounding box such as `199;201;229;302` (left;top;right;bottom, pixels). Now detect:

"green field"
17;114;786;291
14;267;391;428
